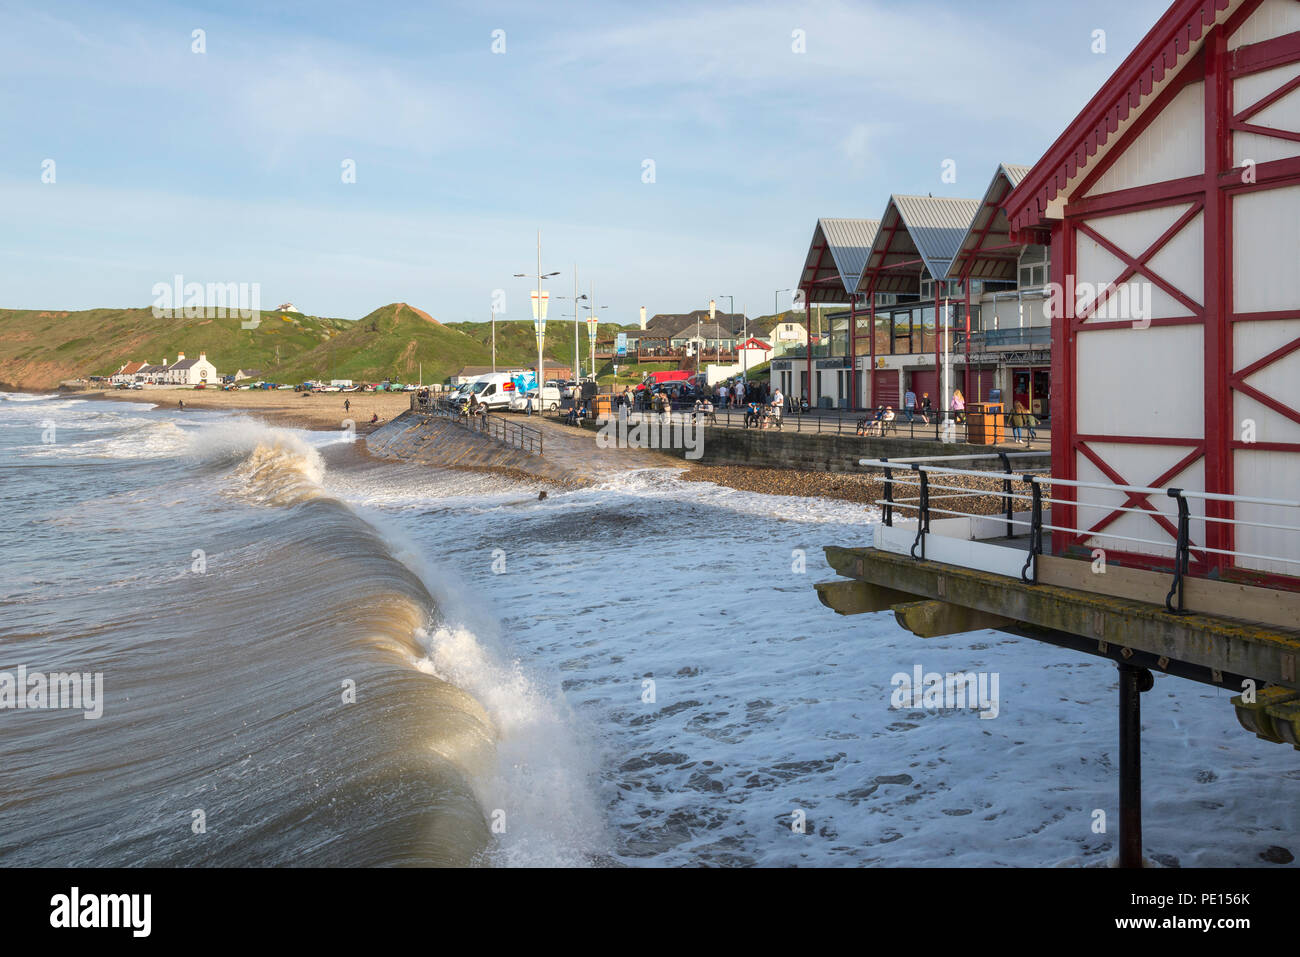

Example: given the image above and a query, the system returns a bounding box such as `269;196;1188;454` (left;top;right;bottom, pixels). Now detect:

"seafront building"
776;175;1054;414
817;0;1300;867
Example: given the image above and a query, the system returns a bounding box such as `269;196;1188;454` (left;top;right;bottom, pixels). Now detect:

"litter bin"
591;394;614;419
966;402;1004;445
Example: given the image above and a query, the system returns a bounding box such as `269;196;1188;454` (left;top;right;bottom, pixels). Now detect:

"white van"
455;373;520;412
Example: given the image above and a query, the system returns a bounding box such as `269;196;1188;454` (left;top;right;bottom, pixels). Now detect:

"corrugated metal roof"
945;164;1036;281
1002;163;1031;188
819;218;879;294
890;195;981;278
799;218;880;302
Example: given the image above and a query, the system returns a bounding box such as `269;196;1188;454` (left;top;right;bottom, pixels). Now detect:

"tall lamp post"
583;283;607;383
717;294;735;367
513;230;559;396
774;288;792;317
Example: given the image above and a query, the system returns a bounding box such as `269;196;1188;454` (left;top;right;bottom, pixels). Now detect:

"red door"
909;369;938;409
872;369;899;409
1012;368;1031;412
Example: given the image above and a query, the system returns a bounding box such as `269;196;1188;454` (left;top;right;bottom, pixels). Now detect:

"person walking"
1010;400;1028;444
919;392;932;425
903;388;917;424
344;398;350;413
951;388;966;424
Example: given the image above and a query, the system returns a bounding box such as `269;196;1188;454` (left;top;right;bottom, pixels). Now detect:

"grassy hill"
0;302;634;390
445;319;629;378
0;306;353;390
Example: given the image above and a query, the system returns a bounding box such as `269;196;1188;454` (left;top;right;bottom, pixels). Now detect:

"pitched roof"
170;359;199;370
799;218;881;304
117;361;146;376
739;337;772;351
857;195;981;294
946;164;1036;282
1004;0;1234;234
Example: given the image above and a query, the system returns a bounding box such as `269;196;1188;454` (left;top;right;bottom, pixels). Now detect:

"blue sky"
0;0;1172;325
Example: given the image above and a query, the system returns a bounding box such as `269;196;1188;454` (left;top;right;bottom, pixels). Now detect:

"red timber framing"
796;219;879;410
1006;0;1300;589
948;164;1036;399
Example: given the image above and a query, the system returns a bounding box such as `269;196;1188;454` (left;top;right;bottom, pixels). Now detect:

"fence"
858;454;1300;608
411;399;544;456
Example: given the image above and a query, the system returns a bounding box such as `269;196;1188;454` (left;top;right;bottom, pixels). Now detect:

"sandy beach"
79;387;412;434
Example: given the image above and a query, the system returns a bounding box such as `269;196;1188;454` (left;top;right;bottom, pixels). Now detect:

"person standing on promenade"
951;389;966;424
904;388;917;423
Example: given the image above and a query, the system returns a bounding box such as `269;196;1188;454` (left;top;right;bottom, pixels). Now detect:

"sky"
0;0;1174;325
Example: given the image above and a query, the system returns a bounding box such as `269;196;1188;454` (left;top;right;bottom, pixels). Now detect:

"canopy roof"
856;195;980;295
798;218;880;304
946;164;1033;282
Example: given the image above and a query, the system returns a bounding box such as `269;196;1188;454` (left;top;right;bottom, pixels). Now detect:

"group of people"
715;379;772;408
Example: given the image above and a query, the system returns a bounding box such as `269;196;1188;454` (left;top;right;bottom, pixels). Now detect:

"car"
508;385;562;413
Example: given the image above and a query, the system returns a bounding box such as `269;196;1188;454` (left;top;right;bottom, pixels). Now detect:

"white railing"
857;454;1300;611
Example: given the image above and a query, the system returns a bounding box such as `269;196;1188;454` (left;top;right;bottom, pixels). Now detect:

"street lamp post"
513;230;560;404
718;294;735;366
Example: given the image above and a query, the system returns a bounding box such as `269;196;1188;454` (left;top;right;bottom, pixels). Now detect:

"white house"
768;320;809;356
110;361;146;384
165;352;218;385
737;336;772;374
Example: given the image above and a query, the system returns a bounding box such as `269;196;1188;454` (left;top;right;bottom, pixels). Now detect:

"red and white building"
1005;0;1300;587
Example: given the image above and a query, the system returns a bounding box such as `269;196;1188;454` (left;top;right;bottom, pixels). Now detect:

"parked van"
453;373;519;411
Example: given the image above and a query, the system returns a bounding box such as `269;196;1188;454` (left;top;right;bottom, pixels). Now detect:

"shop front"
1011;367;1050;418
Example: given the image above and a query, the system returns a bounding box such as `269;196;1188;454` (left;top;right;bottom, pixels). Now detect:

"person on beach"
344;398;350;413
904;389;917;423
178;399;184;410
369;412;379;424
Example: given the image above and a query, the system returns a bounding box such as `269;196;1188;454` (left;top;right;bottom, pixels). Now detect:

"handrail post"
997;450;1014;539
909;466;929;560
1165;489;1191;614
882;458;894;528
1021;476;1043;584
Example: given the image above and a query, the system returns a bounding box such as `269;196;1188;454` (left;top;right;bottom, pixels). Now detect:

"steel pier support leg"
1118;663;1153;868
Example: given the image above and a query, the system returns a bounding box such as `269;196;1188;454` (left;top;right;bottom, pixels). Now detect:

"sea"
1;391;1296;867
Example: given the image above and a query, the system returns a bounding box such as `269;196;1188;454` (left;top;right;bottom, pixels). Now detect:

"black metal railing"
412;401;544;456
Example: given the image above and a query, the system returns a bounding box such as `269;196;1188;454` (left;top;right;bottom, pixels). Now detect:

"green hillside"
445;319;629;377
0;302;646;391
0;306;353;390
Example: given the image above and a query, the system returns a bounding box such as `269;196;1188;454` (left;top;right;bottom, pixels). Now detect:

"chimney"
199;352;206;362
639;306;647;330
177;352;185;361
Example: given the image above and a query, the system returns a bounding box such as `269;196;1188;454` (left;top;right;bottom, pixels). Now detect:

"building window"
1018;245;1050;289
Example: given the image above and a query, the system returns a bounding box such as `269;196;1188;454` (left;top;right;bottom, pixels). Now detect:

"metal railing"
413;401;544;456
858;454;1300;609
639;404;1048;445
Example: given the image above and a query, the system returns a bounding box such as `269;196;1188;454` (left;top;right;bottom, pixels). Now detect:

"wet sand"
80;387;411;433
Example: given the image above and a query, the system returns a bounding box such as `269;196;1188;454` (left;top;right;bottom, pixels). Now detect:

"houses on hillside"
110;352;221;386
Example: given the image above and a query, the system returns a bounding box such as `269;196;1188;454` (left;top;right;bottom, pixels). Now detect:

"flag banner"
615;333;627;357
530;291;549;321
